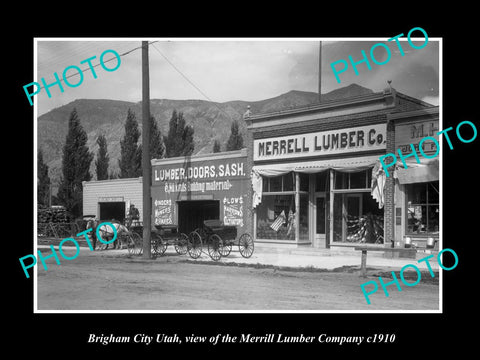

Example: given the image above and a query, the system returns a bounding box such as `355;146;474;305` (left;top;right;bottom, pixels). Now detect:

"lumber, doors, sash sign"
253;124;387;161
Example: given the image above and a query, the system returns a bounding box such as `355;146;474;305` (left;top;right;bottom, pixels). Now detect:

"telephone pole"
142;41;152;259
318;41;322;103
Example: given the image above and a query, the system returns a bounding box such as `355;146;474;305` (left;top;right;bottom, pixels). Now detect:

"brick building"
244;85;435;250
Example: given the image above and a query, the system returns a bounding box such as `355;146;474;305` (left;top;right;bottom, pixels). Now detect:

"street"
36;249;439;311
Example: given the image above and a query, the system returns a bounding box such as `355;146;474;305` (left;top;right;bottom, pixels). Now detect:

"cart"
128;222;189;257
187;219;254;261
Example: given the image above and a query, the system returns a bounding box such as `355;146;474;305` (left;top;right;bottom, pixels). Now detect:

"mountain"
37;84;373;191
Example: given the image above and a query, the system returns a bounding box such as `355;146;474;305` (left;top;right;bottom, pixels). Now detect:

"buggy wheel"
207;234;223;261
219;241;232;257
127;233;136;255
187;231;203;259
238;233;254;258
194;227;207;241
152;233;167;256
174;233;189;255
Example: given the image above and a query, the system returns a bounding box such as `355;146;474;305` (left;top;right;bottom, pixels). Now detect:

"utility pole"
142;41;151;259
318;41;322;103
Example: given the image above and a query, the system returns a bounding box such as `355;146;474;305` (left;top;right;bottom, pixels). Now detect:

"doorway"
177;200;220;234
99;202;126;223
314;193;328;248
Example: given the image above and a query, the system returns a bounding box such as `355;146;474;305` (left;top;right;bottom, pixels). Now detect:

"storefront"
245;87;434;248
150;149;251;235
387;107;440;249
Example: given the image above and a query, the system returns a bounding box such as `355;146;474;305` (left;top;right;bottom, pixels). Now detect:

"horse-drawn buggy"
187;220;254;261
128;222;189;257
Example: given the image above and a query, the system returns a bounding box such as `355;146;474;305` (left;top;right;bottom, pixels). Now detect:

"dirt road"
36;249;439;311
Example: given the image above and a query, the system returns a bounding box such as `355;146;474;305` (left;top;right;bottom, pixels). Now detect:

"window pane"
283;173;294;191
335;172;347;189
428;181;439;204
316;197;326;234
269;176;282;192
299;173;309;192
427;205;440;234
262;177;269;192
315;172;328;192
406;205;427;234
256;195;295;241
350;171;367;189
299;194;309;240
406;183;427;205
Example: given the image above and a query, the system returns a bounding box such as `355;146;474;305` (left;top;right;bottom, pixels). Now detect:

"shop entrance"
99;202;126;223
178;200;220;234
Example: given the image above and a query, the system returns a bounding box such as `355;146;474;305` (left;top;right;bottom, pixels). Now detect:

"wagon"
152;225;189;256
127;222;188;257
187;219;254;261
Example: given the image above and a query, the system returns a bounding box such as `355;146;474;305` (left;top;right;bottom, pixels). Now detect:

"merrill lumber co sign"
254;124;386;161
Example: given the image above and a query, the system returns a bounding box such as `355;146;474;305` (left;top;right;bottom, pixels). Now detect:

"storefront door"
314;194;327;248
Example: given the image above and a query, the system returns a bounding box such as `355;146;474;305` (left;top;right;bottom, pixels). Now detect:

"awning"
252;155;381;177
251;155;383;209
396;158;439;184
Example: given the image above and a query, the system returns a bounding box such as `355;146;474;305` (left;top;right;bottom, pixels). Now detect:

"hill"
37;84;373;191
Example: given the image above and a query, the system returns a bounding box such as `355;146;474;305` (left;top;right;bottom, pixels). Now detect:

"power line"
150;42;234;126
34;42;156;91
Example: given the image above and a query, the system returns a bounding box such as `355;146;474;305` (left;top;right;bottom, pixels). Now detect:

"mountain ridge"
38;84;374;190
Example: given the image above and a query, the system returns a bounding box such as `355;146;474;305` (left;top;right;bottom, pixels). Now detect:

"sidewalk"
38;241;440;273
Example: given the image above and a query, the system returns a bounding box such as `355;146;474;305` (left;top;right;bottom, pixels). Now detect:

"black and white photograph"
32;37;442;312
11;15;477;354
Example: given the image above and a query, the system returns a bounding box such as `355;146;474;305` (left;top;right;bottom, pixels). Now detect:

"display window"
256;173;308;241
406;181;439;235
332;169;384;244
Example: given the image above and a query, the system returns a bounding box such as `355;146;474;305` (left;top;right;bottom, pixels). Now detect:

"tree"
226;119;244;151
213;139;221;153
150;115;165;160
165;110;195;157
37;149;50;206
57;108;93;217
118;108;142;178
95;134;109;180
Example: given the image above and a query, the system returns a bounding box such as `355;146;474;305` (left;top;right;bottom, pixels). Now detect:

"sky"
34;38;440;116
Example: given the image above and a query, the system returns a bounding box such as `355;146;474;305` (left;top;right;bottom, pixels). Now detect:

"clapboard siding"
83;177;143;219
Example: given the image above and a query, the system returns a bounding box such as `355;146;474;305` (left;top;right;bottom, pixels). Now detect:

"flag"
287;210;295;236
270;210;286;232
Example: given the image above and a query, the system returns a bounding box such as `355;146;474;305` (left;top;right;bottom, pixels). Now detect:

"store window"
406;181;439;236
335;170;371;189
256;172;307;241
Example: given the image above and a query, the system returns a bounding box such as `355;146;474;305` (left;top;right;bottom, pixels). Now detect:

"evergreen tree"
150;115;165;160
95;134;109;180
57;108;93;217
118;109;142;178
37;149;51;206
165;110;195;157
182;123;195;156
213;139;221;153
226;120;244;151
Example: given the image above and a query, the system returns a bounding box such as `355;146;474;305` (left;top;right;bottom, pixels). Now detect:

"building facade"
150;149;251;235
245;86;435;249
82;177;143;223
387;107;440;249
